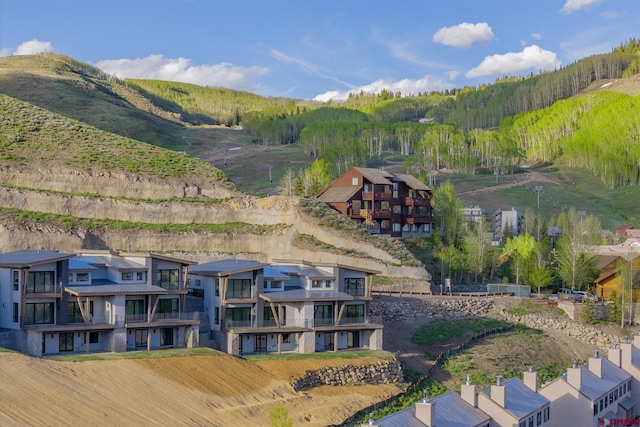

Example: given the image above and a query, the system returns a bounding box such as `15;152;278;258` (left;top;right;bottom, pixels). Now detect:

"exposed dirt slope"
0;351;399;427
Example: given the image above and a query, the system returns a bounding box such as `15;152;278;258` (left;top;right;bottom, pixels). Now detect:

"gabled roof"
481;378;549;420
0;250;75;268
375;391;490;427
353;167;394;184
316;185;360;203
570;358;631;401
189;259;269;276
395;173;432;191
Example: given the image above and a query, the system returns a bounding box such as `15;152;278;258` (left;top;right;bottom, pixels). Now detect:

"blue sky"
1;0;638;101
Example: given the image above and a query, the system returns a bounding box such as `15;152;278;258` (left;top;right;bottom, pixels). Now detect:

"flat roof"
189;259;270;276
0;250;76;268
260;289;353;303
79;255;147;272
66;284;169;296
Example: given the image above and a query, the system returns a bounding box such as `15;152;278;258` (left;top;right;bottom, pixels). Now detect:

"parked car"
573;290;598;302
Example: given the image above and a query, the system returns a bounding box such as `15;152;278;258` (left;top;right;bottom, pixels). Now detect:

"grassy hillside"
0;93;227;181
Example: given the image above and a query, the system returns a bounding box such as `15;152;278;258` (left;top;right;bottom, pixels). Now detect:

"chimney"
491;376;506;408
621;336;633;369
415;389;436;427
523;366;538;392
609;342;622;368
566;360;582;390
360;412;379;427
461;375;478;407
589;350;603;378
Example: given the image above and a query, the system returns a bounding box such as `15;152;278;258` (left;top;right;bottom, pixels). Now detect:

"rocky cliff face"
0;169;431;280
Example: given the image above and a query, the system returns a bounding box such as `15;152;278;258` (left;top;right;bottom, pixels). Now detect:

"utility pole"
534;186;543;209
268;165;272;183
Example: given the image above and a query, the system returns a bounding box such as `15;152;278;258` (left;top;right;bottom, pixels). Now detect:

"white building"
0;249;199;356
188;259;383;355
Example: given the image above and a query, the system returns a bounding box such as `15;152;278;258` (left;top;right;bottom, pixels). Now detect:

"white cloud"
465;45;561;78
433;22;494;49
531;33;542;41
14;39;53;55
95;54;268;92
313;75;453;102
561;0;603;14
0;48;12;57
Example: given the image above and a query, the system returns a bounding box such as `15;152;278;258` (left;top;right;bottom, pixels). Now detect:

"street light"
534;186;543;209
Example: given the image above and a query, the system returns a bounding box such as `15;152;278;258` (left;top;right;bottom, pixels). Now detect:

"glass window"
13;303;18;323
528;415;533;427
122;272;134;281
344;305;364;323
27;271;55;293
226;279;251;299
76;272;90;282
537;412;542;426
135;330;147;348
194;279;201;287
24;302;54;325
544;407;549;421
269;280;282;289
344;278;365;296
157;299;179;319
351;177;358;186
13;270;19;291
214;279;220;296
136;272;144;281
126;300;146;322
314;305;333;325
392;223;401;232
88;332;99;344
214;307;220;325
157;269;179;290
68;301;93;323
393;205;401;214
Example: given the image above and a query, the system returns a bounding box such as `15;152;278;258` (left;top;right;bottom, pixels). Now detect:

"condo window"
27;271;55;293
537;411;541;426
351;177;358;186
24;302;54;325
87;332;99;344
344;278;365;296
227;279;251;299
214;307;220;325
544;407;549;421
157;269;179;290
122;272;134;281
13;303;18;323
157;299;179;319
76;272;90;282
12;270;19;291
214;279;220;296
68;301;94;324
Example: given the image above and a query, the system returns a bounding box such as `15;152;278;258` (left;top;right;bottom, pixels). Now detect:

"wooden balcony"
362;191;391;200
404;197;430;207
372;209;391;218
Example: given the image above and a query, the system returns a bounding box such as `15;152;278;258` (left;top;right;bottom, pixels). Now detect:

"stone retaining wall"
291;359;403;391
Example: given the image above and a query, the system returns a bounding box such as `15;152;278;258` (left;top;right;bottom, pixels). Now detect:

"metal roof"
271;264;335;280
69;258;100;271
189;259;269;276
263;267;291;281
66;284;168;296
353;167;394;185
316;185;361;203
79;255;147;271
395;173;432;191
576;358;631;400
0;250;75;268
375;391;491;427
260;289;353;302
481;378;550;420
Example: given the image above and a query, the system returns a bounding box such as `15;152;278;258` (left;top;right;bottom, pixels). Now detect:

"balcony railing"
340;316;366;325
314;318;334;327
225;319;253;328
68;314;112;325
372;209;391;218
404;197;430;206
126;313;147;323
157;281;180;291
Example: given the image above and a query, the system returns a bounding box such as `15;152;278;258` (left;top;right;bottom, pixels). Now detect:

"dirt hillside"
0;350;399;427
